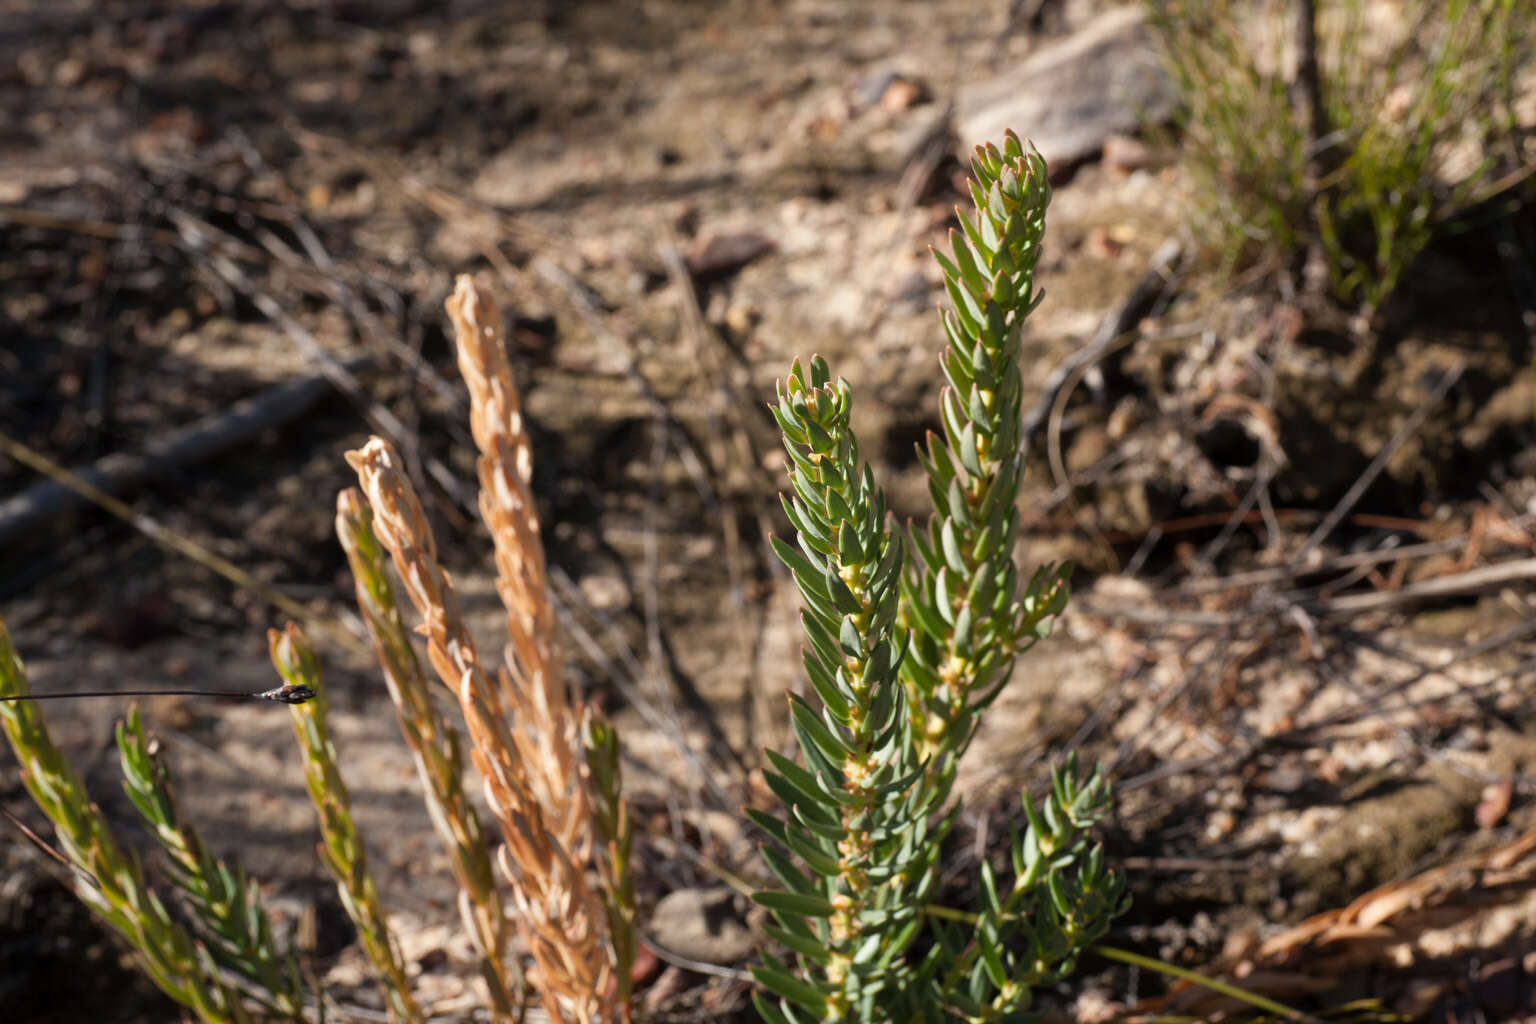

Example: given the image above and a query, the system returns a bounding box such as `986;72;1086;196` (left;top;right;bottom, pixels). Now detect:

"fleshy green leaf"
753;890;836;919
789;694;850;764
802;650;853;724
765;922;836;965
753;959;831;1015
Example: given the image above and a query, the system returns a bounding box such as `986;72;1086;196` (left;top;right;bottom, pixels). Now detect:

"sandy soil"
2;2;1535;1021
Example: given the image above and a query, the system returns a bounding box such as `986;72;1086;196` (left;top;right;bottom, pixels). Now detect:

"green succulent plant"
751;132;1126;1024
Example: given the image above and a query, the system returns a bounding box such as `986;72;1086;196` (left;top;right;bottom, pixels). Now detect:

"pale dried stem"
446;275;595;863
347;438;612;1024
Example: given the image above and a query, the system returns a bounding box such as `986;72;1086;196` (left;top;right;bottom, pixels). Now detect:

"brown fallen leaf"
1476;774;1515;829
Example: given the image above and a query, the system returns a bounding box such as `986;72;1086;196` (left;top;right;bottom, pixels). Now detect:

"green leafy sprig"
0;616;250;1024
584;713;637;1020
117;705;306;1020
904;130;1069;781
753;133;1125;1022
753;356;939;1023
929;756;1125;1021
1148;0;1531;309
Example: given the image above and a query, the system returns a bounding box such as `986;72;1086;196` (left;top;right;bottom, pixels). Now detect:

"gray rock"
646;885;756;965
957;7;1174;168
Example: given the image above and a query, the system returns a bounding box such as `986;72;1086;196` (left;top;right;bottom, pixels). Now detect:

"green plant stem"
903;131;1069;780
336;490;522;1024
754;355;933;1023
269;623;424;1024
585;714;636;1023
1089;944;1314;1022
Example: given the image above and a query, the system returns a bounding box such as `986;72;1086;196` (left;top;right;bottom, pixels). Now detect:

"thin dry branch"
1179;530;1510;595
1314;556;1536;614
654;234;772;758
168;207;478;515
0;427;364;655
0;363;360;549
1024;237;1184;448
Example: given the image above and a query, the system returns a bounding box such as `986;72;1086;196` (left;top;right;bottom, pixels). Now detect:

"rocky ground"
2;1;1535;1021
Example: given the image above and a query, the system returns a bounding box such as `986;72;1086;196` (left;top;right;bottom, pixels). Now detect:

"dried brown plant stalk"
446;275;594;872
346;436;615;1024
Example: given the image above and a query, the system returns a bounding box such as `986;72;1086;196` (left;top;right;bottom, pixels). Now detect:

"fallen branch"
1180;530;1501;595
0;362;367;550
1315;556;1536;614
1087;556;1536;622
0;427;365;654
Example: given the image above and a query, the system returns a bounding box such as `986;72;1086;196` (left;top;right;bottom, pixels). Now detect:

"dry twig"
1025;237;1183;453
1292;362;1464;564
